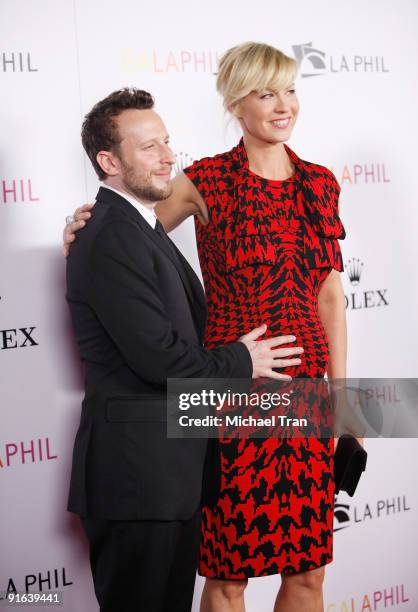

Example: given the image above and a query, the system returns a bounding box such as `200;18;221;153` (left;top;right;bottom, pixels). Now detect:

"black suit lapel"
96;187;207;341
138;223;208;342
171;243;207;341
138;219;207;333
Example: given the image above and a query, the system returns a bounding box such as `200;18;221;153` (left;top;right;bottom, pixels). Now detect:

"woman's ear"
228;101;242;119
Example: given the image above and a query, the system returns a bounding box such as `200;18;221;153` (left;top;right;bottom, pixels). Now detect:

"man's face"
112;109;176;202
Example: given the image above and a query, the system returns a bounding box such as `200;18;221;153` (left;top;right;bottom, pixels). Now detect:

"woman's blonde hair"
216;42;298;109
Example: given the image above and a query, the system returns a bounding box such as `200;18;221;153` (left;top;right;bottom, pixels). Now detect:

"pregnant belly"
204;307;329;377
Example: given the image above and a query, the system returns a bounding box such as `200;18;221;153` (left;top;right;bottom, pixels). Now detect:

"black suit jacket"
66;186;252;520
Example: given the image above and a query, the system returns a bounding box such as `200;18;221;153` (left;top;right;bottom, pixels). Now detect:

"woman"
65;42;348;612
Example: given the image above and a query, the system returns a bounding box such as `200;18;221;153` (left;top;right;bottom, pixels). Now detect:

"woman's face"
233;83;299;144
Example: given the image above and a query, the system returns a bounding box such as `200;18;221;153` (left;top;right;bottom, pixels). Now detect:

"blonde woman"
64;42;348;612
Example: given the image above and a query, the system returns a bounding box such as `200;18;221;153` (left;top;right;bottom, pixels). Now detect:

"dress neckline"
235;137;300;185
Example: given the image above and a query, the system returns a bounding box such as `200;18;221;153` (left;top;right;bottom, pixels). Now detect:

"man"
66;87;301;612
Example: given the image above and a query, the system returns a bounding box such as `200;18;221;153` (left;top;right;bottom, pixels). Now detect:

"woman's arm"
62;173;208;256
155;172;208;232
318;269;347;380
319;270;365;447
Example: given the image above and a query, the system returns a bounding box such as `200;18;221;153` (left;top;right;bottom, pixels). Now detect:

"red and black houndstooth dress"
183;138;346;579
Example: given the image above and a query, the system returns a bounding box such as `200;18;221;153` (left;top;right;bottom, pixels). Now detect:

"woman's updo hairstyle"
216;41;298;110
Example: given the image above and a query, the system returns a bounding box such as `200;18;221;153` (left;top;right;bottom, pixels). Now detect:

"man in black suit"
66;88;301;612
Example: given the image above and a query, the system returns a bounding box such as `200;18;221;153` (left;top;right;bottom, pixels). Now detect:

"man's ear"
96;151;119;177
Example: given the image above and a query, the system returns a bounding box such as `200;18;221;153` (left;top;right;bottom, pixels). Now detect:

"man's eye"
261;93;273;99
288;89;296;94
143;144;154;150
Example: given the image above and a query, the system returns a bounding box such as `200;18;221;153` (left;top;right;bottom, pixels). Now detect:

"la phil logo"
344;258;389;311
121;49;220;73
325;583;409;611
1;179;39;204
333;494;410;533
1;52;38;73
331;163;390;185
0;568;72;595
0;438;57;469
292;41;389;77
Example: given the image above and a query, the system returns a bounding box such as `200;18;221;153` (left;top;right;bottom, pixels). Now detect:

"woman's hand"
63;203;94;256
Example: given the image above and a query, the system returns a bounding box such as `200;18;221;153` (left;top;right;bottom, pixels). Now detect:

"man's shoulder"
67;198;147;277
82;195;142;243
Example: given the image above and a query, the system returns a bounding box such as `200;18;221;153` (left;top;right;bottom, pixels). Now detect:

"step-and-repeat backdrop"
1;1;418;610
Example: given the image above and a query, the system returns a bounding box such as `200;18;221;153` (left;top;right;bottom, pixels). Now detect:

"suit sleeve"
87;220;252;386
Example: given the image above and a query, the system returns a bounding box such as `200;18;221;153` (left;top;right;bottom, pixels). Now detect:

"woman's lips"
271;118;291;129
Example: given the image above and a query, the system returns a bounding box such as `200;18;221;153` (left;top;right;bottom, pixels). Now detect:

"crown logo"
173;152;194;176
346;258;364;286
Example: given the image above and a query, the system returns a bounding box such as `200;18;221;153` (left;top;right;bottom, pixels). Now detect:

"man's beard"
120;160;173;202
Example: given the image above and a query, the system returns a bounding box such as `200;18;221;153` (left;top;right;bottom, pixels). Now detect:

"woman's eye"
143;144;154;150
288;89;296;94
261;93;273;99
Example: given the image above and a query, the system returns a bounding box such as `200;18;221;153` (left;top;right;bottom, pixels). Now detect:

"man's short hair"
81;87;154;180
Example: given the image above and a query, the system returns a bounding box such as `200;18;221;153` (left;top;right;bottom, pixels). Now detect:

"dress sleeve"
183;156;216;204
321;170;345;238
302;169;346;272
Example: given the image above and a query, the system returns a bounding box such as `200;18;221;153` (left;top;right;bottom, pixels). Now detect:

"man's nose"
161;145;176;165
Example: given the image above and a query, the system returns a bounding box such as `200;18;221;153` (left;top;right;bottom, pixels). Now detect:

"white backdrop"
1;1;418;610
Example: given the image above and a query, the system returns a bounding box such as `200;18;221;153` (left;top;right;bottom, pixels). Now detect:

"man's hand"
239;324;303;381
62;203;94;256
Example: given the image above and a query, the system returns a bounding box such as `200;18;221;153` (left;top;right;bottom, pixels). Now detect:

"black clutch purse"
334;434;367;496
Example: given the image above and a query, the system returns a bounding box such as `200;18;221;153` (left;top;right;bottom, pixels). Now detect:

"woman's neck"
243;134;294;181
